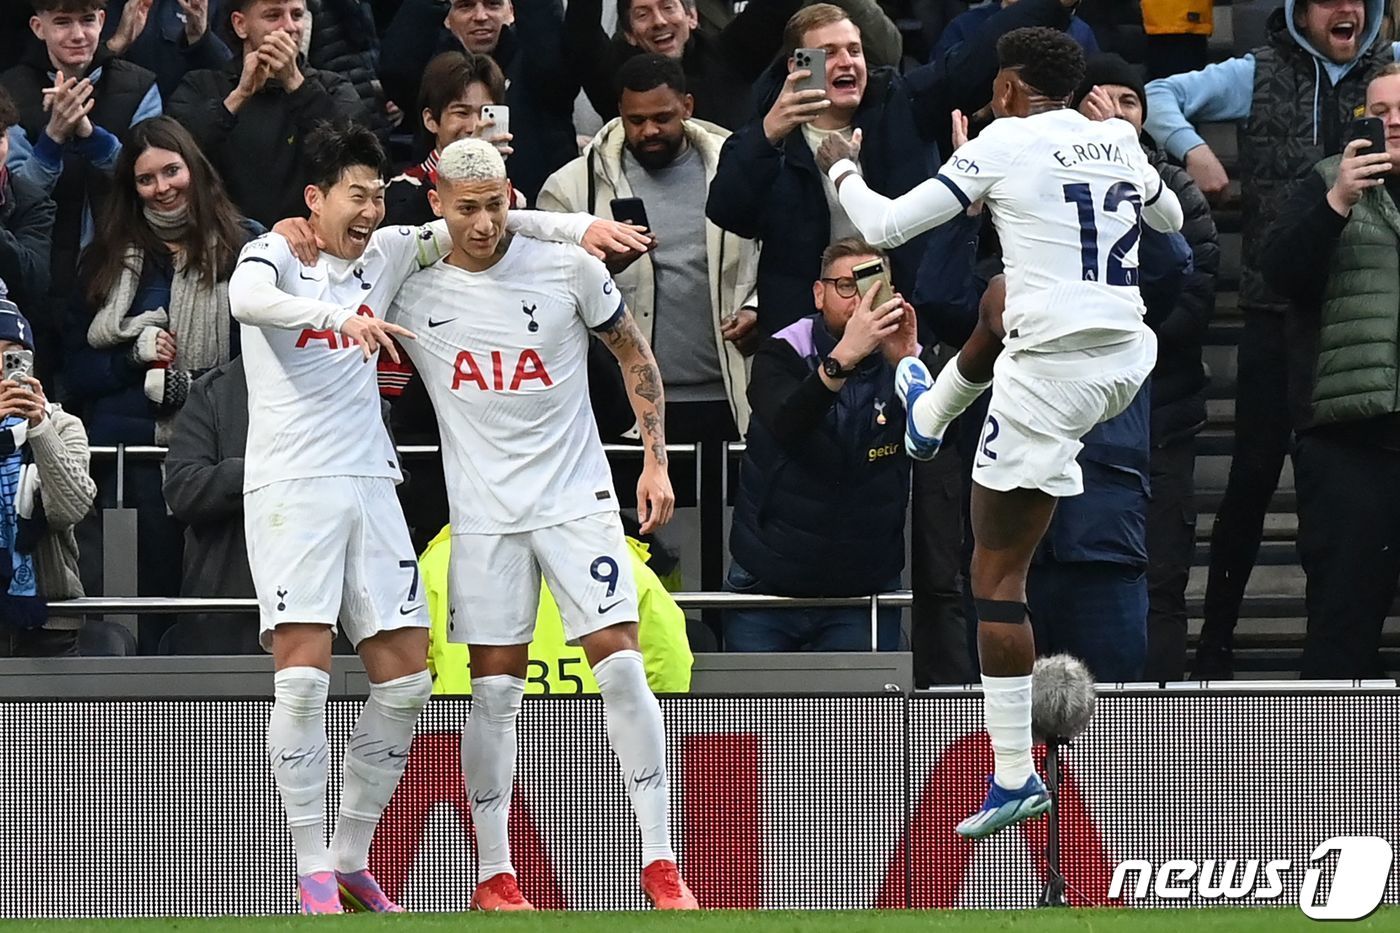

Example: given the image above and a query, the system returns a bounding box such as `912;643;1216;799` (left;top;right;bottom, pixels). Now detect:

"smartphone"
1347;116;1386;155
792;47;827;96
610;197;650;231
852;258;892;302
3;348;33;388
480;104;510;149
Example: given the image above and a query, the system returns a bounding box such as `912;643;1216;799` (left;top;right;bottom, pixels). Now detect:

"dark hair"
227;0;294;12
0;87;17;132
820;237;886;274
997;27;1086;101
418;50;507;119
30;0;106;12
615;53;687;99
84;117;248;305
303;120;387;190
616;0;695;34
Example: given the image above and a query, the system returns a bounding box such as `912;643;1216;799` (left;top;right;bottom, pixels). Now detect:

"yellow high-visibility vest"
420;526;693;694
1141;0;1213;36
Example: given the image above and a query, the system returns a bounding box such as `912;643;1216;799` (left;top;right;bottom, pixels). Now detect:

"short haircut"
418;50;507;119
820;237;886;274
616;0;695;34
782;3;853;59
30;0;106;13
616;53;687;98
997;27;1086;101
438;137;506;183
0;87;17;132
1374;62;1400;81
303;120;386;190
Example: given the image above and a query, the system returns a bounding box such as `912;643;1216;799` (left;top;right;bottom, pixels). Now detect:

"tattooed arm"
597;308;675;533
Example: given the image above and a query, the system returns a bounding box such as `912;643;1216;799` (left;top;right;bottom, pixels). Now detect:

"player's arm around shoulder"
227;232;354;334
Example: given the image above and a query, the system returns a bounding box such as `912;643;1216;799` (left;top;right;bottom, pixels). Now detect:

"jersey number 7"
1063;182;1142;287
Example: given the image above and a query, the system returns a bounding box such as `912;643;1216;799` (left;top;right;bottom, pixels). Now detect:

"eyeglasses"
820;276;859;298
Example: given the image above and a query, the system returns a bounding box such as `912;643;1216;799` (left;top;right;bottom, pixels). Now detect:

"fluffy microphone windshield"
1032;654;1097;741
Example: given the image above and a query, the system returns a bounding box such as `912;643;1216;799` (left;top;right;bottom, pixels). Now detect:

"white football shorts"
446;510;639;646
974;329;1156;497
245;475;428;651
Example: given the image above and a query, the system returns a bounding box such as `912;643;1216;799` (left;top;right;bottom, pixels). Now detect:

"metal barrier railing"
50;592;915;653
86;441;757;608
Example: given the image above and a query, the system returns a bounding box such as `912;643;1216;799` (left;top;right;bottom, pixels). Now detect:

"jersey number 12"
1063;182;1142;287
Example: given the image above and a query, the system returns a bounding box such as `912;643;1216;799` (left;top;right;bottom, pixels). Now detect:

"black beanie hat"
1072;53;1147;122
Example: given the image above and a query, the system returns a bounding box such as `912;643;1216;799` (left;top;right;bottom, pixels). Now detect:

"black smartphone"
610;197;650;231
1347;116;1386;155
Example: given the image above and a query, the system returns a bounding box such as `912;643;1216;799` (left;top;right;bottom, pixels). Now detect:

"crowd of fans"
0;0;1396;683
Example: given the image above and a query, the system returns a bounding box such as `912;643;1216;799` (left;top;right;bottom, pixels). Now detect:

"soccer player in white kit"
228;122;611;914
384;137;698;911
815;28;1184;839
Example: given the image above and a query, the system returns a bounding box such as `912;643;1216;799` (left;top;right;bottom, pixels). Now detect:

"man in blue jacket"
1144;0;1397;677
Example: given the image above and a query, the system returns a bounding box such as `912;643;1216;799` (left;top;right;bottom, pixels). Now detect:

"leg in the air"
898;277;1006;459
269;624;340;914
462;644;534;911
331;628;433;913
582;623;697;910
957;483;1059;839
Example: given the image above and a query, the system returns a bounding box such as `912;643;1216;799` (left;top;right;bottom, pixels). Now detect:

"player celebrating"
385;137;697;911
815;28;1184;838
229;122;627;914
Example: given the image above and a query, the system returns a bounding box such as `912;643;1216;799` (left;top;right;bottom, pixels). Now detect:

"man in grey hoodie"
1144;0;1397;677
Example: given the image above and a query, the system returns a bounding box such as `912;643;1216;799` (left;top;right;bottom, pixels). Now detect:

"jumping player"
815;28;1184;838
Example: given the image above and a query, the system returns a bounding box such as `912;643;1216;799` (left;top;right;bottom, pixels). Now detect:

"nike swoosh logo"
399;606;419;616
428;318;456;327
298;270;322;281
598;598;625;614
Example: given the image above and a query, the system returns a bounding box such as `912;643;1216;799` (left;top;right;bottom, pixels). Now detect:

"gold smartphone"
852;258;892;302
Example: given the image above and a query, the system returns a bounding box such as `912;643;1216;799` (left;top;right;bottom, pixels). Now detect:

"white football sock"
912;353;991;439
594;649;675;866
981;673;1034;788
462;675;525;883
269;667;333;876
332;669;433;873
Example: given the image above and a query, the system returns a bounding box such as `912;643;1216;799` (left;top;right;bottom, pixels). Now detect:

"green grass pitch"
0;909;1394;932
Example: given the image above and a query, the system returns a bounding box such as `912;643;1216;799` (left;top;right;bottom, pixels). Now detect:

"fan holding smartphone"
1326;115;1395;216
761;46;834;145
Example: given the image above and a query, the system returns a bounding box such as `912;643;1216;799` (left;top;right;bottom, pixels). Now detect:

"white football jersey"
230;226;443;492
937;110;1166;352
387;235;624;534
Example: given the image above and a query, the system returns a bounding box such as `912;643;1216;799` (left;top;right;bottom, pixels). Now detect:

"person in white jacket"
537;52;759;443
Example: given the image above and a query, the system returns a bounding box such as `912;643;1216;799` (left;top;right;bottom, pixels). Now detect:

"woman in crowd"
65;115;260;652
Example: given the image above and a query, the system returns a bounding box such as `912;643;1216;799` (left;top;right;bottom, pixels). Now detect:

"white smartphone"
3;348;33;391
480;104;510;150
792;48;827;96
